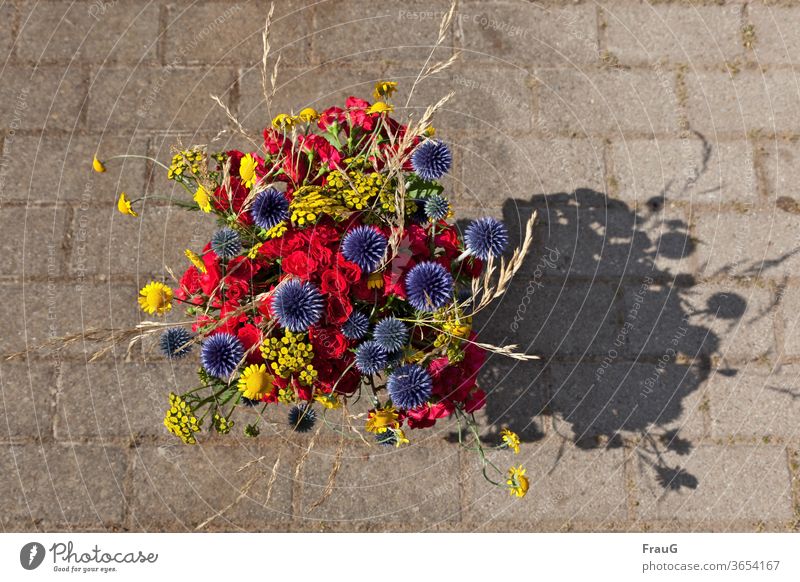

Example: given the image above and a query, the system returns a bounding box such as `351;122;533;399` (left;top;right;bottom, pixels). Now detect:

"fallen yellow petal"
92;156;106;173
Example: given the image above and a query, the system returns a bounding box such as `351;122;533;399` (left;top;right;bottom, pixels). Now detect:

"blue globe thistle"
272;279;324;332
201;332;245;378
424;194;450;221
211;227;242;259
387;364;433;410
342;311;370;340
250;187;289;230
411;140;452;181
373;317;408;352
405;261;454;312
240;396;260;407
341;225;387;273
355;340;388;374
159;327;193;359
464;217;509;260
288;405;317;433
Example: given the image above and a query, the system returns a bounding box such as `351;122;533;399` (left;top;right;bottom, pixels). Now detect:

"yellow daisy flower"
237;364;275;400
366;101;394;115
507;465;529;498
239;153;258;188
272;113;295;130
365;404;399;434
138;281;173;315
194;186;212;213
296;107;319;122
117;192;138;217
500;428;521;454
373;80;397;99
92;155;106;173
184;249;207;274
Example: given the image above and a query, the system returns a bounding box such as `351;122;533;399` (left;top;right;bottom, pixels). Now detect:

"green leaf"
406;175;443;200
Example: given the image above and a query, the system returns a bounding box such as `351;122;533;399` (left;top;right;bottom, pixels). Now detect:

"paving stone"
0;281;140;359
686;70;800;135
537;68;683;136
476;277;623;358
455;1;598;67
623;278;775;363
694;208;800;280
706;363;800;440
17;1;159;64
55;361;197;440
66;204;217;277
88;67;236;131
749;4;800;66
165;1;311;66
611;135;757;204
0;66;87;131
0;134;149;203
475;358;549;442
634;444;793;525
0;205;69;278
546;362;707;442
131;443;292;530
310;0;455;66
457;134;606;208
463;440;628;525
0;3;15;59
0;444;128;528
296;443;460;525
603;1;743;65
388;61;536;133
778;286;800;359
0;361;58;440
758;137;800;203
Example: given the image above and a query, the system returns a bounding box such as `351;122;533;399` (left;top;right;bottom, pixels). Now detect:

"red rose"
282;250;317;280
263;128;289;156
237;323;264;364
220;276;249;304
318;106;346;131
334;364;361;395
320;269;349;296
213;177;252;224
309;326;349;359
335;255;362;283
325;293;352;325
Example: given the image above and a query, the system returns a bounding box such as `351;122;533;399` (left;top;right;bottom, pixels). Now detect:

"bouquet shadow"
459;188;747;492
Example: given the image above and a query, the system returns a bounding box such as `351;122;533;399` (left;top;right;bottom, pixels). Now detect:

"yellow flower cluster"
168;148;205;180
260;330;317;385
164;393;201;444
434;310;473;361
213;413;234;434
326;168;385;210
289;186;347;226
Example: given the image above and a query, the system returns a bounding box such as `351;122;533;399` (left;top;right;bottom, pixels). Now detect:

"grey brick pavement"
1;0;800;533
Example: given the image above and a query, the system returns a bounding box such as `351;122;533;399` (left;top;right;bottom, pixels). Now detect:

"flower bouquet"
92;9;536;500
